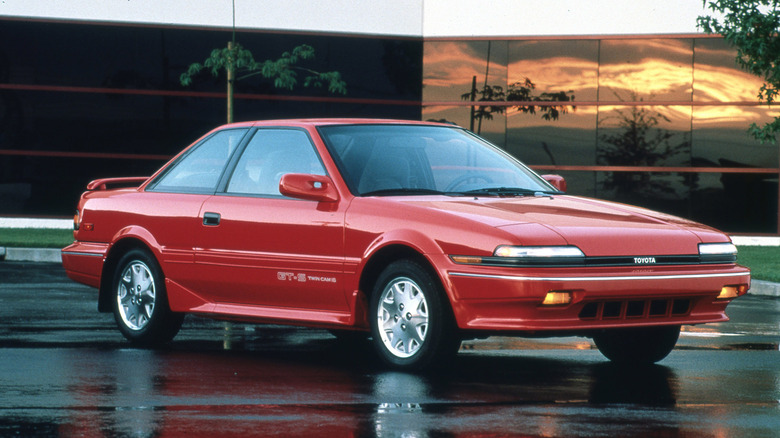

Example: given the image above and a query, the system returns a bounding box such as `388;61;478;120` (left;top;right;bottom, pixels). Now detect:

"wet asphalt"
0;261;778;437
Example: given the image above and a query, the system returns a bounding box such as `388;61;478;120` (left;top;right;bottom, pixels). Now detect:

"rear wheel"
593;325;681;365
369;259;461;370
112;249;183;346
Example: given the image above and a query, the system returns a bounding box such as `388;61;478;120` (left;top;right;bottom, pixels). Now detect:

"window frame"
216;126;330;199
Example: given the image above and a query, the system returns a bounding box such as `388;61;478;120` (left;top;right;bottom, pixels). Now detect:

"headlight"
698;243;737;255
450;245;585;266
494;245;585;258
698;242;737;264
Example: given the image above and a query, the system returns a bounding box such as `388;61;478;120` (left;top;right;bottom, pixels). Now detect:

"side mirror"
541;174;567;192
279;173;340;202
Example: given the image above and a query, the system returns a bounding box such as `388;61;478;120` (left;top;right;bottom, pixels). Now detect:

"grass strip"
735;246;780;283
0;228;74;249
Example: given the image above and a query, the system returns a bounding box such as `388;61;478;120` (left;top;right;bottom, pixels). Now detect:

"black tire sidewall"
369;259;457;370
593;325;681;365
111;248;180;345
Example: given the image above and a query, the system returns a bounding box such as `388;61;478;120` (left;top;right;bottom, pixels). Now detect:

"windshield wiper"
459;187;557;197
361;188;446;197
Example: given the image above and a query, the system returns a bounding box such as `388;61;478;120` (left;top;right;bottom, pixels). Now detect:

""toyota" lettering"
634;257;656;264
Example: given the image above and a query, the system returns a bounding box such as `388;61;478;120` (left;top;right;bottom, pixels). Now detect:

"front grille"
579;298;691;320
463;253;735;268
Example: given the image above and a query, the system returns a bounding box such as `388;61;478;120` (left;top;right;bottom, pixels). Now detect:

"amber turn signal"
716;284;748;300
542;291;572;306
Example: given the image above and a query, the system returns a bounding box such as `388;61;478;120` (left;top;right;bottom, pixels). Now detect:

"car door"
143;127;250;289
194;128;349;311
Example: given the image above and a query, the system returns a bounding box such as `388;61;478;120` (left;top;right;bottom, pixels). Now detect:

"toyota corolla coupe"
62;119;750;369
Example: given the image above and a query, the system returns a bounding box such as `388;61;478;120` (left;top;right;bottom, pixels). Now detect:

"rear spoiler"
86;177;149;191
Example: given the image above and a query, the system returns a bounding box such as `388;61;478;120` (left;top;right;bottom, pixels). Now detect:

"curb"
0;247;62;263
750;280;780;298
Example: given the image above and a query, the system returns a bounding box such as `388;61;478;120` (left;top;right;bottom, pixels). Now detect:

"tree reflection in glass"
597;96;691;202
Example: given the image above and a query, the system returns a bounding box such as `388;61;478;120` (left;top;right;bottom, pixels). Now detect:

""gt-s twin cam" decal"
277;272;337;283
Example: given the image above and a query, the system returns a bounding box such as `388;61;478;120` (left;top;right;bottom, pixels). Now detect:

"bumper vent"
579;298;691;320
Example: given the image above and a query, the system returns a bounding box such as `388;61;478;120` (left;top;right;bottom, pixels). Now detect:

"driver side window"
226;129;326;197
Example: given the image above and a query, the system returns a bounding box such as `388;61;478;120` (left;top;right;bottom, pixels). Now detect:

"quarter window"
150;129;248;193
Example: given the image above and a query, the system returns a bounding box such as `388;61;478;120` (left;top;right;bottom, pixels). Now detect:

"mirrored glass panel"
693;38;764;103
507;109;597;166
599;39;693;103
423;40;507;145
690;172;777;233
423;41;508;103
692;105;779;168
505;40;598;166
597;105;692;167
595;170;693;221
508;40;598;102
596;105;692;207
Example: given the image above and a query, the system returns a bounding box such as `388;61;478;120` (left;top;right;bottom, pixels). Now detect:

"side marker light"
451;256;483;264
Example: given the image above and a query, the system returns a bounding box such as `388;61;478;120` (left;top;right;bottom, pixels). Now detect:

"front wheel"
593;325;681;365
369;259;460;370
111;249;184;346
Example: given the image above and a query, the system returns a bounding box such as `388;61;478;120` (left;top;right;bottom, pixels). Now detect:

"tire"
593;325;681;365
111;249;184;346
369;259;461;370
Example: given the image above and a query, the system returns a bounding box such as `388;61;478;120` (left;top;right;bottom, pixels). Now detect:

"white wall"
0;0;423;36
423;0;710;37
0;0;710;37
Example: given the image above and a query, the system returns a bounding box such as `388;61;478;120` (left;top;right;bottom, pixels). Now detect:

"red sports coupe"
62;119;750;369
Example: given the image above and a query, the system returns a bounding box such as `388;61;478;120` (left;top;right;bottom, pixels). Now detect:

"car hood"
404;195;728;256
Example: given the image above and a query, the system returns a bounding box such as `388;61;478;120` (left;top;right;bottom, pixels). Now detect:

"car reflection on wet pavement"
0;262;778;437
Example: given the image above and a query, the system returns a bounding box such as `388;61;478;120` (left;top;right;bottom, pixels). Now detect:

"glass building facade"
0;19;423;216
423;37;779;234
1;18;777;235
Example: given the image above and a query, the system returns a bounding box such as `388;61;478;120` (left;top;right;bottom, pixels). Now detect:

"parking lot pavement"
0;261;778;437
0;262;780;437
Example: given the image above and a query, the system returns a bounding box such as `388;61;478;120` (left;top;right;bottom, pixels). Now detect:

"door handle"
203;212;221;226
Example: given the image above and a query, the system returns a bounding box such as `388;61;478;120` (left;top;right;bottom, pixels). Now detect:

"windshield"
318;124;556;196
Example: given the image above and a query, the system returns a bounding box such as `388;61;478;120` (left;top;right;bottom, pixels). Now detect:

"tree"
180;42;347;123
698;0;780;142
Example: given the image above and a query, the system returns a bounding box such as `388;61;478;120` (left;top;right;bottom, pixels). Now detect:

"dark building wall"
2;19;778;234
0;19;423;215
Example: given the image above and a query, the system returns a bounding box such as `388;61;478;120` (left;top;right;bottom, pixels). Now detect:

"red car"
62;119;750;369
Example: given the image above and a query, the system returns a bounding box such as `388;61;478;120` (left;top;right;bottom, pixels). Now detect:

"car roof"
220;118;458;130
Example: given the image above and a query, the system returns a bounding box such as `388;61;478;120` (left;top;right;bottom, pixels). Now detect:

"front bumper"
444;261;751;333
